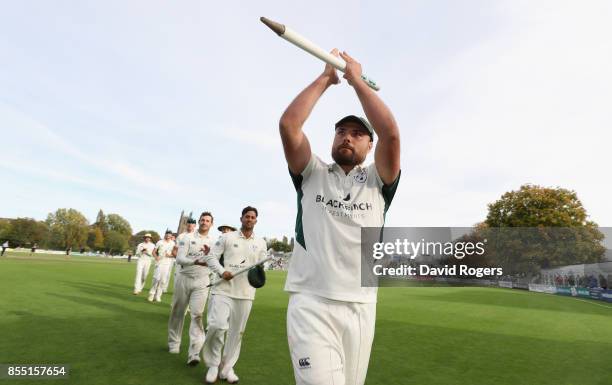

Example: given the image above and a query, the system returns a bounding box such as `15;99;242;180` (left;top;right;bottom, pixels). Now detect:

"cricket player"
133;233;156;295
202;207;267;384
217;224;236;268
172;221;196;290
217;224;236;234
167;212;215;366
279;49;401;385
161;232;178;293
148;230;176;302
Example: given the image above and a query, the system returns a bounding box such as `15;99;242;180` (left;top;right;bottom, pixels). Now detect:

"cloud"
0;102;187;196
386;0;612;226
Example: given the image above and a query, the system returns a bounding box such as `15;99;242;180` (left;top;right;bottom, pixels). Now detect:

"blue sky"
1;0;611;239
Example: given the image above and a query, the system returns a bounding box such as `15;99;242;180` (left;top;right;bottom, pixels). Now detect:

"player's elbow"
279;120;292;137
279;113;303;136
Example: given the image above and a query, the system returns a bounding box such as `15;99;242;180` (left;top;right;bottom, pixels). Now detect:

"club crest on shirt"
354;169;367;183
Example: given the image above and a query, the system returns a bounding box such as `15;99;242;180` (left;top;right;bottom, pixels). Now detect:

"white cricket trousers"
203;294;253;371
173;263;181;290
162;263;174;292
149;260;172;301
133;256;152;293
287;293;376;385
168;273;210;359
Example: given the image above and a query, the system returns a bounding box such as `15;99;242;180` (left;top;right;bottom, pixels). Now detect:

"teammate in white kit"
168;212;216;365
148;230;176;303
172;219;197;290
202;206;267;384
217;224;236;234
161;232;178;293
133;233;156;295
279;49;401;385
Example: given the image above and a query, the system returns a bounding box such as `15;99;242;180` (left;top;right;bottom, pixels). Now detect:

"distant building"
176;210;193;234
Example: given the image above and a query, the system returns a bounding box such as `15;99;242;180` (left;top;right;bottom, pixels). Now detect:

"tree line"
1;184;606;263
443;184;606;273
0;209;160;255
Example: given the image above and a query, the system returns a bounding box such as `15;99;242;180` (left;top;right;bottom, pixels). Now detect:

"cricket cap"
248;264;266;288
335;115;374;141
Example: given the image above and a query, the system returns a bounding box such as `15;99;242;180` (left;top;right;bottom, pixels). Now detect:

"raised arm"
280;49;340;175
339;51;400;185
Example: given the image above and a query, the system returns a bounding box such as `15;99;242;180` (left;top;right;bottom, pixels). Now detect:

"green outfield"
1;252;610;385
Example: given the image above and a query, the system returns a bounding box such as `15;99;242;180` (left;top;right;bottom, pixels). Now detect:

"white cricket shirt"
284;154;400;303
176;231;213;279
136;242;155;260
207;231;267;300
155;239;176;265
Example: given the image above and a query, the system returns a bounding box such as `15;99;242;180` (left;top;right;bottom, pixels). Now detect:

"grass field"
1;252;611;385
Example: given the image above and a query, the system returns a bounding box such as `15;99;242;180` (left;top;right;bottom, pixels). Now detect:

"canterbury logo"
298;357;311;369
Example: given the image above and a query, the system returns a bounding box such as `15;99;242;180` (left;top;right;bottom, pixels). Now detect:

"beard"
332;145;365;167
241;223;255;232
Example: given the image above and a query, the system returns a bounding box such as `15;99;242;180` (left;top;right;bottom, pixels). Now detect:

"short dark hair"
200;211;214;222
241;206;258;217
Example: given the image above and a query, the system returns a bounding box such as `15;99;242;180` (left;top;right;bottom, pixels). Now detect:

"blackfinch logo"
315;195;373;211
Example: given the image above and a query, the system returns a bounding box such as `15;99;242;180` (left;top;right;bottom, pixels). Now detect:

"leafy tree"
482;185;605;272
106;214;132;237
268;238;292;252
130;230;161;250
94;209;108;234
487;184;592;227
46;209;89;249
87;227;105;251
0;219;11;241
104;230;129;255
1;218;49;248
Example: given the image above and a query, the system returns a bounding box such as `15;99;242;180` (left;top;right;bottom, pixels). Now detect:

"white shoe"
220;368;239;384
147;294;154;302
168;346;179;354
205;367;218;384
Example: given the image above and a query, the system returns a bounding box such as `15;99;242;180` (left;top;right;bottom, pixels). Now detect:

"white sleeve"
289;154;325;191
258;240;268;261
175;237;194;267
302;154;327;179
204;236;226;276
